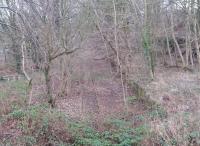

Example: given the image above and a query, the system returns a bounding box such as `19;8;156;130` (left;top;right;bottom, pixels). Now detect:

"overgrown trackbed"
56;36;131;121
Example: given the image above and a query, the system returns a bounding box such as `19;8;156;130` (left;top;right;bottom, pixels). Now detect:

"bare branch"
0;21;20;30
50;48;79;61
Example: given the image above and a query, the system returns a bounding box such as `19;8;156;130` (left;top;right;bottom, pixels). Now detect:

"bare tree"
0;0;84;107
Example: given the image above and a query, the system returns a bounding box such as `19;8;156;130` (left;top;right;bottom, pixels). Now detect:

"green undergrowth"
0;80;27;117
0;80;151;145
1;103;150;146
1;108;198;146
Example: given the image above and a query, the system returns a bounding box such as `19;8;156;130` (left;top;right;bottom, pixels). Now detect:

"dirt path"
57;36;128;121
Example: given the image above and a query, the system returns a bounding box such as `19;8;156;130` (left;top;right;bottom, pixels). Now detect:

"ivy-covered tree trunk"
143;0;155;79
142;29;154;79
197;0;200;27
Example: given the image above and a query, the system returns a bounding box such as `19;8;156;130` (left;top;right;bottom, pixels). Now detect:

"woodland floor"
0;35;200;145
148;67;200;115
0;35;200;123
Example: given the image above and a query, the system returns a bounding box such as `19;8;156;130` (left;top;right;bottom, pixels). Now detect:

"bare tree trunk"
186;22;194;67
186;1;194;67
163;18;173;65
3;47;7;63
170;11;185;67
112;0;127;111
44;62;54;107
194;18;200;65
21;40;32;106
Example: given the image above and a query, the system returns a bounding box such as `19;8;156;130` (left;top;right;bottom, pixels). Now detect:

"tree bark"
170;10;185;67
44;63;55;107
